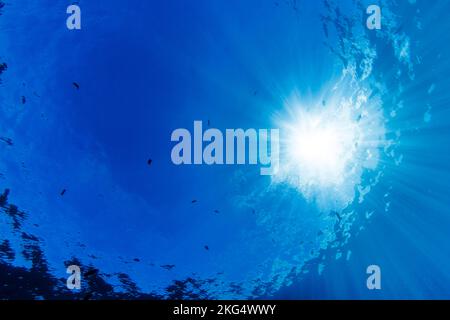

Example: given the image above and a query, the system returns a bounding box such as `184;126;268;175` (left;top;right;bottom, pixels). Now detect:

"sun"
284;107;358;187
273;88;386;211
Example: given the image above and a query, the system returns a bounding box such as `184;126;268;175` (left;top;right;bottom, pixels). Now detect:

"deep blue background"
1;0;450;299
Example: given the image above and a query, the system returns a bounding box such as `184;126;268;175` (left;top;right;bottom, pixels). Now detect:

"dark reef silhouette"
0;187;227;299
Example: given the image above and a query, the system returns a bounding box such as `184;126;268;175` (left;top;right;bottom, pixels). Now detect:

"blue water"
1;0;450;299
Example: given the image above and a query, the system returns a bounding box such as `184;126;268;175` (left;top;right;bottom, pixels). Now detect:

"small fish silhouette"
0;137;13;146
161;264;176;271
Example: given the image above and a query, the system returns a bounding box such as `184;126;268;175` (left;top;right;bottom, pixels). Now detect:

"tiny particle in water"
424;110;432;123
147;158;152;166
60;189;66;196
21;96;26;104
318;263;325;275
72;82;80;90
346;250;352;261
